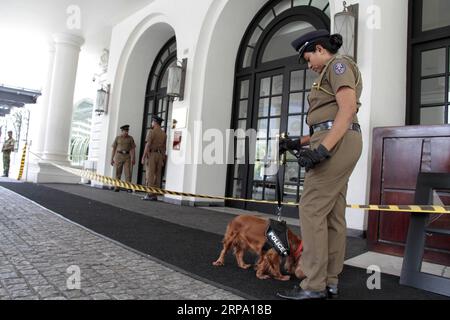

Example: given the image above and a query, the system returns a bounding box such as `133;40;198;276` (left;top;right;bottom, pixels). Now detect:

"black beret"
152;116;164;125
291;29;330;62
120;125;130;131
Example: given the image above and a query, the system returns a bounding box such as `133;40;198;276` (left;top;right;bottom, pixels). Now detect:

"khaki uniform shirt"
307;55;362;126
145;127;167;153
2;137;15;153
112;135;136;152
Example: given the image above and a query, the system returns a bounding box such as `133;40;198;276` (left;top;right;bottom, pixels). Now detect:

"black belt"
117;150;130;154
310;121;361;136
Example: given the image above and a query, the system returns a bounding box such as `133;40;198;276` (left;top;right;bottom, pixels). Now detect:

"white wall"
331;0;408;230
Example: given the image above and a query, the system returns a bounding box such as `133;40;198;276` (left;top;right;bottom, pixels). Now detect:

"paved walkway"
0;186;242;300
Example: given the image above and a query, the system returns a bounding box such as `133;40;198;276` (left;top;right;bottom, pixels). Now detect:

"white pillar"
28;33;84;184
33;43;55;156
42;33;84;164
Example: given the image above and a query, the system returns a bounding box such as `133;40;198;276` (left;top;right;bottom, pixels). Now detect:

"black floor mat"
1;182;447;300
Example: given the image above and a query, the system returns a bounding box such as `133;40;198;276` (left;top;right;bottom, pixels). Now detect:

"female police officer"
278;30;363;300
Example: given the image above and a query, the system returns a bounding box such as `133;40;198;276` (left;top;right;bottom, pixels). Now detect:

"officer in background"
111;125;136;192
2;131;15;177
278;30;363;300
141;116;167;201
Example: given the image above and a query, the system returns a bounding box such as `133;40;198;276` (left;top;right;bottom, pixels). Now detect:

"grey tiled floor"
0;186;243;300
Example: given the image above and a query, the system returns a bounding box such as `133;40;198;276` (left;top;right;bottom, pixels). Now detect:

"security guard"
111;125;136;192
278;30;363;300
141;116;167;201
2;131;15;177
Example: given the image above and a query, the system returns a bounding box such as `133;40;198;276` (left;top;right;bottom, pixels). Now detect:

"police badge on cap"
291;29;330;64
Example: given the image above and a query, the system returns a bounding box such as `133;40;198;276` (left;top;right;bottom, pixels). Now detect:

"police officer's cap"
291;29;330;64
120;125;130;131
152;116;164;125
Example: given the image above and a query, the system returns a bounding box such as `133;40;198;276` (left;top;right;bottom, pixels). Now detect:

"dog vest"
264;219;290;257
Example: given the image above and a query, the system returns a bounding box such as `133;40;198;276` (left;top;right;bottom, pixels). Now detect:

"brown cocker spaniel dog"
213;215;305;281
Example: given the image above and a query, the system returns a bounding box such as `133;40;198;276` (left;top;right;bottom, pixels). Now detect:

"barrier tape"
27;150;450;214
17;143;27;181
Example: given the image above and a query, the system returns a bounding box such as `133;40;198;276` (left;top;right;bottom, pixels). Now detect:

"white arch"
186;0;333;200
97;13;176;180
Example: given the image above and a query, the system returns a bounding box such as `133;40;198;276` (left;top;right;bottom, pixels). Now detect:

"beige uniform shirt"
112;136;136;153
145;127;167;153
2;137;15;153
307;55;362;126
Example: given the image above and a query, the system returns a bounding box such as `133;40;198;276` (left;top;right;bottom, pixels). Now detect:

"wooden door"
368;125;450;265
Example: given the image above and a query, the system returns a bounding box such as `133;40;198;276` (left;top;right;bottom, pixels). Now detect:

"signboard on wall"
173;131;182;150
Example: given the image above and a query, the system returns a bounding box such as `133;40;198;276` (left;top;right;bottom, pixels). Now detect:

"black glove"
298;144;331;172
279;138;302;155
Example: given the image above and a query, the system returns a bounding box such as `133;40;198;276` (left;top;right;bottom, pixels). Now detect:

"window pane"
264;181;276;201
243;47;253;68
274;0;291;16
262;21;315;63
302;116;310;136
285;161;300;184
252;181;264;200
420;106;446;125
235;139;246;162
294;0;310;7
260;78;271;97
269;118;280;137
239;100;248;119
169;42;177;54
257;119;268;138
272;75;283;95
312;0;329;11
254;163;264;181
240;80;249;99
256;140;267;160
289;93;303;114
151;75;157;90
233;180;243;198
306;69;316;89
259;10;276;29
422;48;446;76
421;77;445;104
422;0;450;31
237;120;246;131
259;98;270;117
271;96;282;116
290;70;304;91
249;27;262;47
288;115;302;136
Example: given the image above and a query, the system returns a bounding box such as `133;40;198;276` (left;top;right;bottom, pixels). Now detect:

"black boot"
277;285;326;300
326;285;339;299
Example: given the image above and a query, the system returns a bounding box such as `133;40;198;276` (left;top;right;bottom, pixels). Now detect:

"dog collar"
294;240;303;260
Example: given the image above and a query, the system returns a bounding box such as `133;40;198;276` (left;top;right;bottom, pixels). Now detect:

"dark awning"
0;85;41;117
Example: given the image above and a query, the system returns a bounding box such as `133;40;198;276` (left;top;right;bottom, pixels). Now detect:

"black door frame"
138;37;177;185
226;3;330;217
406;0;450;125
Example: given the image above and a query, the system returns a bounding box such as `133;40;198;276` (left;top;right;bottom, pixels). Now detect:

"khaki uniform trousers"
299;130;362;292
3;151;11;176
114;153;132;182
146;152;164;192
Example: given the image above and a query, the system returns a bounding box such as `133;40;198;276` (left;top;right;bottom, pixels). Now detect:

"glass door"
411;39;450;125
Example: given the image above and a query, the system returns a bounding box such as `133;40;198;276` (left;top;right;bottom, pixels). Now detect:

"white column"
42;33;84;164
33;43;55;156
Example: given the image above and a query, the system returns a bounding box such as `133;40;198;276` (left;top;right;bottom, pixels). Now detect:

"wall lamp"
167;58;187;101
334;1;359;61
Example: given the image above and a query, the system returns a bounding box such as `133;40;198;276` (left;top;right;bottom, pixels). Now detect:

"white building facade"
27;0;450;233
